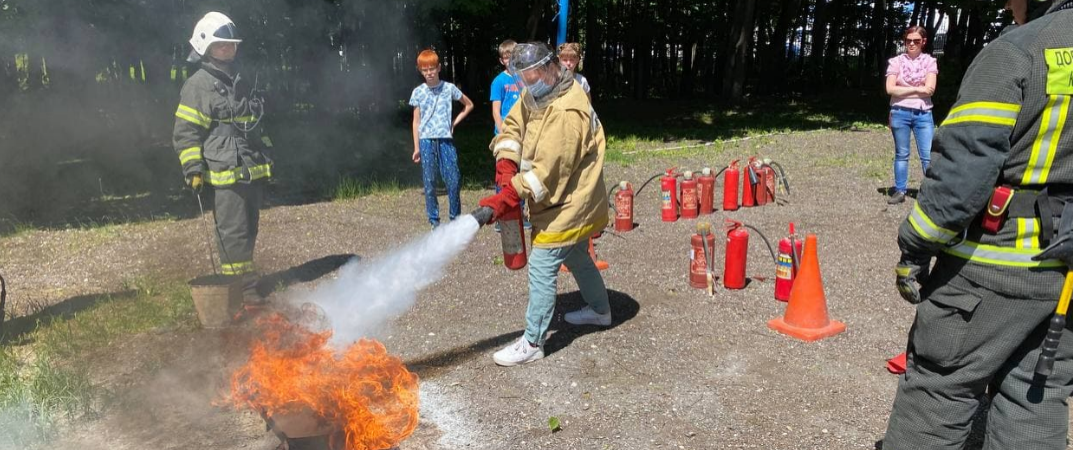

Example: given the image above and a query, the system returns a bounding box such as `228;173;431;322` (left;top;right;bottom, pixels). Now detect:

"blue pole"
557;0;569;46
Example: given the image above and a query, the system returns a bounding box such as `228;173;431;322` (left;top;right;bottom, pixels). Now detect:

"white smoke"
293;216;480;348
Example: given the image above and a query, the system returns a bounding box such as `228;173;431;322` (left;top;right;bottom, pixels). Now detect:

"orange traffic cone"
561;236;609;272
767;234;846;341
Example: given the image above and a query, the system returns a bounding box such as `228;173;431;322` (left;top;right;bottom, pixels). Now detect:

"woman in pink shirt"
885;26;938;204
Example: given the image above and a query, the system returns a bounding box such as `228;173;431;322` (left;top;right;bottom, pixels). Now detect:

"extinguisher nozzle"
470;207;494;227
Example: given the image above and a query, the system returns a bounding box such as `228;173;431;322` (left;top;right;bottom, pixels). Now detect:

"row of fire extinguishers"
608;156;790;230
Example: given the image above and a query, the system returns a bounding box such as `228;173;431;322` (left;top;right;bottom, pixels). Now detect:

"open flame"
228;313;419;450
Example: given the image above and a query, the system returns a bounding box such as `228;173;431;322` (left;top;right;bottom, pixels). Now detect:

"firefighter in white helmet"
471;42;611;366
173;11;273;303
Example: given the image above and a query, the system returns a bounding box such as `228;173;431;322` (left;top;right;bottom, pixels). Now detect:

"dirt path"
5;129;1066;449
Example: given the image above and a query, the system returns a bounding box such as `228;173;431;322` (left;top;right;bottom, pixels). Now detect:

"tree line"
0;0;1016;224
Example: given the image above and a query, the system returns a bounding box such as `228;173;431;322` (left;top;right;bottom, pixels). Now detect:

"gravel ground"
4;129;1071;449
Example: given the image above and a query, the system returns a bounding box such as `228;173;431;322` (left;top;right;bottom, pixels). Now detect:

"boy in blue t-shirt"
410;49;474;229
489;40;529;230
490;40;521;135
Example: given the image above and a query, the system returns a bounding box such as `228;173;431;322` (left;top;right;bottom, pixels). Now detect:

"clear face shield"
508;43;561;111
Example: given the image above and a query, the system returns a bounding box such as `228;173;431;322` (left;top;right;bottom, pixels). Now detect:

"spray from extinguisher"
723;160;740;212
698;167;716;215
612;181;634;232
774;223;804;302
498;204;528;270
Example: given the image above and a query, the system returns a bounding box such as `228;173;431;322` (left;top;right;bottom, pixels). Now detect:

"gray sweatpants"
883;266;1073;450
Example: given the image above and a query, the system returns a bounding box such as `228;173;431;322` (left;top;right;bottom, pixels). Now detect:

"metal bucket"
189;275;242;328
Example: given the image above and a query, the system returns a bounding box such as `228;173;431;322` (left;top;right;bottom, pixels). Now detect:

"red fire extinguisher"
614;181;634;232
498;204;528;270
689;222;716;290
722;160;740;212
660;168;679;222
698;167;715;215
680;171;699;219
774;223;803;301
724;220;748;289
756;159;777;206
742;157;759;208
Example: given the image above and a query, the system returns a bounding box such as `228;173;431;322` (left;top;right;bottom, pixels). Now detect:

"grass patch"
332;177;403;201
0;276;198;446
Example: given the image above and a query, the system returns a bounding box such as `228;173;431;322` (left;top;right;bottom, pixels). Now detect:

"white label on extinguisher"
500;220;524;254
776;253;793;280
662;190;672;209
615;196;632;219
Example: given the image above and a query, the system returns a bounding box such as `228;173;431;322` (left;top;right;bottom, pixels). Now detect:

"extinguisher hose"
607;184;620;211
633;171;666;200
743;224;778;265
769;161;791;195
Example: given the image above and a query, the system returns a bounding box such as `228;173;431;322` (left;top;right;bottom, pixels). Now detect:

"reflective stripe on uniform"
942;239;1063;268
1022;95;1070;185
494;139;521;154
219;115;256;124
940;101;1020;127
907;203;957;243
178;146;202;165
221;261;255;275
209;164;273;186
1015;218;1039;249
176;104;211;128
532;217;608;246
522;171;547;202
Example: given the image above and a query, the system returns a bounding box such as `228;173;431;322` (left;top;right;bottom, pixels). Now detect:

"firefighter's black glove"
187;174;204;192
895;255;931;304
470;207;494;227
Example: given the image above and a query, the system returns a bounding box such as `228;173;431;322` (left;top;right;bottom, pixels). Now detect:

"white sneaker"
564;306;612;326
493;337;544;366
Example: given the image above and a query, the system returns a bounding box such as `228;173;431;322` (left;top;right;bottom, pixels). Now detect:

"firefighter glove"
470;206;494;227
478;183;522;222
188;174;204;192
895;255;931;304
495;158;519;189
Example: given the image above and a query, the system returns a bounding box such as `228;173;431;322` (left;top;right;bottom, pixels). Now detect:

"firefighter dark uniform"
885;2;1073;449
172;60;272;278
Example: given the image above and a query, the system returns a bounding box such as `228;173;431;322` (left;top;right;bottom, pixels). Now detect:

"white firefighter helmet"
508;42;561;111
187;12;242;62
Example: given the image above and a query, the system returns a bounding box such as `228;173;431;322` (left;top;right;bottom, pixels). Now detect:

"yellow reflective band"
221;261;254;275
907;203;957;243
532;217;608;246
208;164;273;186
219;115;256;124
179;146;202;165
895;266;911;277
941;101;1020;127
1015;218;1039;249
1023;95;1069;185
261;136;274;148
942;240;1064;268
176;104;211;128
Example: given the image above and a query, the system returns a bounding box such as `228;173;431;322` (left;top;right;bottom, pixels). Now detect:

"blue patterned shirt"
409;81;463;139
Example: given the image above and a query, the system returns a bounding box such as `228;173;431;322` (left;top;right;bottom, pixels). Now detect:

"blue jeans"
419;139;461;226
525;240;610;345
890;106;934;193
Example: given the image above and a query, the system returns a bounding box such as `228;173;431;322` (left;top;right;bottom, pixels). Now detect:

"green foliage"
548;416;561;432
332;177;403;201
0;277;197;446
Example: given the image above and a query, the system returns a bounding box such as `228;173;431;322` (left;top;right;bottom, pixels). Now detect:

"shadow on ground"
254;254;358;297
1;289;138;345
406;289;639;379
